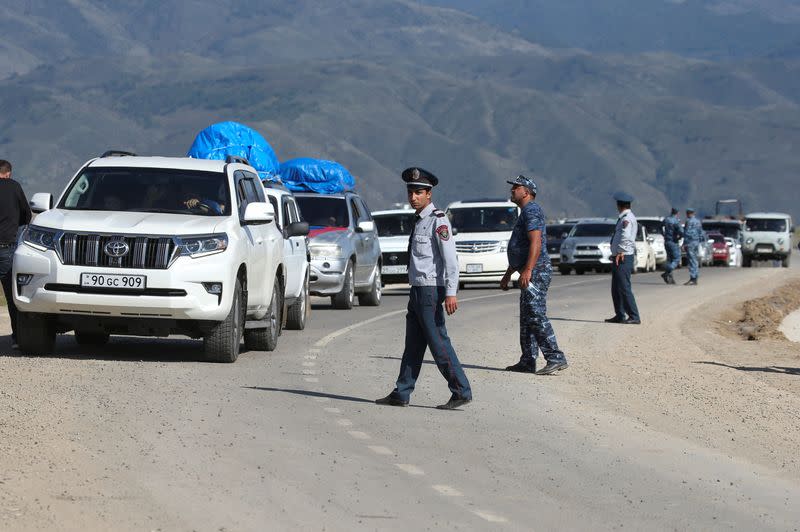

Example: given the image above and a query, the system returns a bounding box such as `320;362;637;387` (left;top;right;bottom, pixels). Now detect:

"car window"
546;224;573;239
357;198;372;221
639;219;664;235
295;196;349;228
374;213;416;236
350;198;362;223
745;218;787;232
267;196;281;230
447;207;518;232
282;198;293;226
288;200;301;223
570;223;615;237
58;167;230;216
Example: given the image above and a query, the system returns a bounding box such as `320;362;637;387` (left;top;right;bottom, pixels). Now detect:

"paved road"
1;265;799;530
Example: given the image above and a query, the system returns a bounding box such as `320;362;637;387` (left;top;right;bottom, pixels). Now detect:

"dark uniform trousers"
611;254;640;321
0;245;18;342
394;286;472;402
664;241;681;274
519;269;566;366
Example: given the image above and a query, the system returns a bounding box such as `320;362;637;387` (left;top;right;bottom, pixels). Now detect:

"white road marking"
303;377;319;383
303;355;317;360
315;397;331;403
347;431;371;440
472;510;509;523
302;369;317;375
394;463;425;476
431;485;463;497
367;445;394;456
324;407;341;414
313;279;602;347
302;361;316;367
336;419;353;427
308;348;321;353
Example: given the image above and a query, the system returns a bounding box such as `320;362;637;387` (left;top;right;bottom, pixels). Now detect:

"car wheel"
332;260;355;309
17;312;56;356
286;270;309;330
358;265;382;306
246;275;283;352
782;255;791;268
742;256;752;268
75;331;110;346
575;268;585;275
559;267;571;275
204;278;244;362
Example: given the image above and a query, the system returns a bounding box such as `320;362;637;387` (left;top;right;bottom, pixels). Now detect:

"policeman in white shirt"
605;192;641;325
376;167;472;410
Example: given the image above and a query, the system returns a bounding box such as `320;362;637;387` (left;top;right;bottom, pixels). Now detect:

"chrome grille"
58;233;175;269
576;245;599;251
456;241;500;254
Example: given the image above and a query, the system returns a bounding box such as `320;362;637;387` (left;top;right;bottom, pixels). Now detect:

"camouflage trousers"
518;270;567;365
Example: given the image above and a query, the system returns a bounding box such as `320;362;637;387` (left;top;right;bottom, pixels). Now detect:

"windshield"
546;224;574;240
639;219;664;235
447;207;518;232
701;221;741;239
295;196;350;228
571;223;615;237
58;167;230;216
709;233;726;244
374;213;416;237
745;218;787;232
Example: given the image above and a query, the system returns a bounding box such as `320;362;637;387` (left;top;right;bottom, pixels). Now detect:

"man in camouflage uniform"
376;167;472;410
661;207;683;285
683;208;703;285
501;175;568;375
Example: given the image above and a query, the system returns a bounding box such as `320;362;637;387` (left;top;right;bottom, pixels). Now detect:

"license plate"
466;264;483;273
756;246;772;253
382;265;407;274
81;273;146;290
574;251;601;256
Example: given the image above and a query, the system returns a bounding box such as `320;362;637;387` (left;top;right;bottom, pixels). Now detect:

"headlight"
499;240;509;252
23;225;58;251
310;244;342;259
745;238;754;245
777;238;785;245
176;233;228;258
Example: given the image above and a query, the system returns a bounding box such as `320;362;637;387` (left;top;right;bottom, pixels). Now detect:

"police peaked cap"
613;191;634;203
402;167;438;189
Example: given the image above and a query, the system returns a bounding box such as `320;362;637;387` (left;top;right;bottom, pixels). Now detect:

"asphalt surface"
1;265;799;531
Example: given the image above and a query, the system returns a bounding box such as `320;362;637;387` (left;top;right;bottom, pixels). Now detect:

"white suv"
446;199;520;286
13;152;285;362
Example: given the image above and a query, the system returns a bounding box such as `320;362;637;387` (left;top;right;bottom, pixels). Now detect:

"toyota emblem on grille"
471;244;478;252
389;254;398;263
104;239;130;258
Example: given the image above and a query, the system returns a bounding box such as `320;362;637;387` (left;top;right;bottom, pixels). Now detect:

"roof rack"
100;150;136;158
225;155;250;165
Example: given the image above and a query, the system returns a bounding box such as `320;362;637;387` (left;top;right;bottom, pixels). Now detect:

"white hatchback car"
372;208;416;285
446;199;520;286
637;216;667;267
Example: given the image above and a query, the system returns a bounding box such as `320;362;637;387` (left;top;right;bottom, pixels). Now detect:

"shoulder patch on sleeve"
622;220;629;228
434;210;446;218
436;225;450;240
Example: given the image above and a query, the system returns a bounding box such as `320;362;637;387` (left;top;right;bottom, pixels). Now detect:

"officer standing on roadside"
605;192;641;324
661;207;683;285
376;167;472;410
500;175;568;375
683;208;703;285
0;160;32;349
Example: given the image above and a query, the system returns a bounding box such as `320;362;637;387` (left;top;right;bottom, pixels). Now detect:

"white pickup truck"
13;152;286;362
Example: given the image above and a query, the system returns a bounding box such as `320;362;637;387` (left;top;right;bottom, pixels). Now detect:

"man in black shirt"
0;160;32;349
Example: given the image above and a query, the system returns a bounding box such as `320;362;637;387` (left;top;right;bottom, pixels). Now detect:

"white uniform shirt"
407;202;459;296
611;209;637;255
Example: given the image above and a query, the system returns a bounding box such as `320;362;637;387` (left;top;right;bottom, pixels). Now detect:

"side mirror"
30;193;53;214
356;220;375;233
242;202;274;225
285;221;310;237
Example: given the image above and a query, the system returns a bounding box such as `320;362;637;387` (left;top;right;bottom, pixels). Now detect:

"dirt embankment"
733;279;800;341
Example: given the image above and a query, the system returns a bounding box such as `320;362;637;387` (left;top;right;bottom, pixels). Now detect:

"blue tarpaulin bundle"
187;121;280;182
279;158;356;194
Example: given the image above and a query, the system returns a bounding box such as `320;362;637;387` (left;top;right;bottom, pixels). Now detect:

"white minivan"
742;212;794;267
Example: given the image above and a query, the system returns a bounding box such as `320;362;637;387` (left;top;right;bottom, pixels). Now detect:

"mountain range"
1;0;799;220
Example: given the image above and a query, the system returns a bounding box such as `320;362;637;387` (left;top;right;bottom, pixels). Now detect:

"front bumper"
560;248;613;267
308;258;348;295
456;251;516;283
13;245;235;321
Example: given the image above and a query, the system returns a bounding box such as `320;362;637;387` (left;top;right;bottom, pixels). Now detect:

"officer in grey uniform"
683;208;703;285
605;192;641;324
500;175;568;375
376;167;472;410
661;207;683;285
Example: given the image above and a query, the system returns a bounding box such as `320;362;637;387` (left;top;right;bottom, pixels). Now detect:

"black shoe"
505;361;536;373
668;273;676;285
660;272;670;284
436;395;472;410
604;316;624;323
375;393;408;407
536;360;569;375
684;278;697;286
623;318;641;324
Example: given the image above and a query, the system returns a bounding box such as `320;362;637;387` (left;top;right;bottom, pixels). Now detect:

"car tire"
358;265;382;307
204;279;244;363
782;255;791;268
17;312;56;356
286;270;309;330
332;260;355;309
575;268;585;275
559;267;571;275
742;256;752;268
246;275;283;352
75;331;110;346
